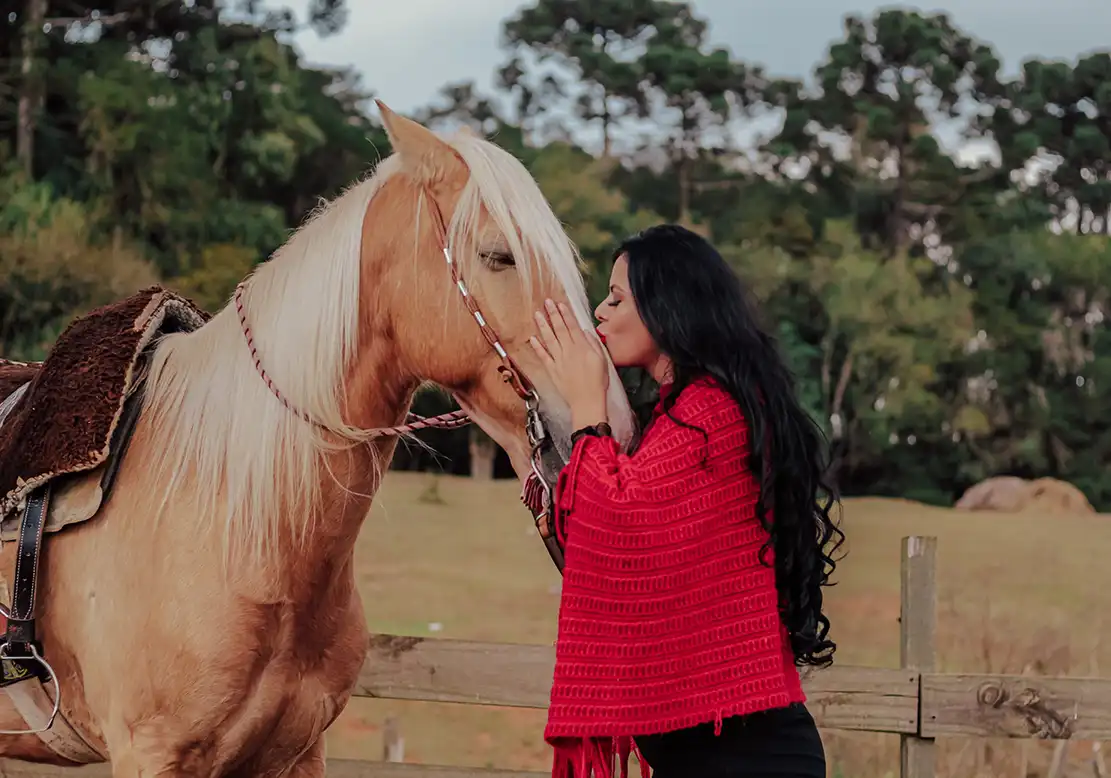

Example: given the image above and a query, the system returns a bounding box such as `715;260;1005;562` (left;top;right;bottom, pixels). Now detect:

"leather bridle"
233;185;566;571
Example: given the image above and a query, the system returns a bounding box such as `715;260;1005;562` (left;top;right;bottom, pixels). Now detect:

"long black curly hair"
614;224;845;668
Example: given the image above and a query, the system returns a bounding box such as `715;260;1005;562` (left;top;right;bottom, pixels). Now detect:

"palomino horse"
0;101;637;776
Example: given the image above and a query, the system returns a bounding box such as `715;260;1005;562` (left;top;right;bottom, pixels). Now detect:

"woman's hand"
529;299;609;429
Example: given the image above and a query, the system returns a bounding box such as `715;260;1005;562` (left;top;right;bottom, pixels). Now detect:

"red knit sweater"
544;377;805;778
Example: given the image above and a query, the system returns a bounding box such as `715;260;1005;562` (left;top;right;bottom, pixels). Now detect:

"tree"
416;81;505;137
5;1;1110;509
729;220;976;495
627;3;754;226
469;426;497;480
989;53;1111;235
527;141;663;300
953;228;1111;502
765;9;1004;254
499;0;669;156
0;171;158;358
16;0;47;178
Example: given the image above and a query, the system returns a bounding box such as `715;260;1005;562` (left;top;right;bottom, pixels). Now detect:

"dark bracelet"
571;421;612;447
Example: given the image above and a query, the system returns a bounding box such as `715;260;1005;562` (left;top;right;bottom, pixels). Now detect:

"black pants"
633;703;826;777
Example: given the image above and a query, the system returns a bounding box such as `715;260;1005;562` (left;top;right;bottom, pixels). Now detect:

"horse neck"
140;217;421;584
213;351;417;600
309;344;418;553
258;176;439;569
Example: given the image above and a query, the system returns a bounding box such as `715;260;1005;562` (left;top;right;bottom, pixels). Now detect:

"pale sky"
278;0;1110;159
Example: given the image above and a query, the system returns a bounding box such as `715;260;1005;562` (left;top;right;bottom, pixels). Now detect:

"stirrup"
0;640;61;734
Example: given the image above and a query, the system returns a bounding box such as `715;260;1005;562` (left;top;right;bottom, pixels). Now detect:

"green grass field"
324;471;1111;777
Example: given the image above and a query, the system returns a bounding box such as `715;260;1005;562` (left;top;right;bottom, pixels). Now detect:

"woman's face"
593;254;662;371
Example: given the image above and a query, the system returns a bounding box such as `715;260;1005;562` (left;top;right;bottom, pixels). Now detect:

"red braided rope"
233;282;472;438
233;282;317;426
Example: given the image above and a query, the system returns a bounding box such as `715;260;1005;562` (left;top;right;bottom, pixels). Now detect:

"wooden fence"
0;535;1108;777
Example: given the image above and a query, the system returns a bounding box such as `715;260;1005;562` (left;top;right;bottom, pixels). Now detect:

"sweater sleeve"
553;381;754;545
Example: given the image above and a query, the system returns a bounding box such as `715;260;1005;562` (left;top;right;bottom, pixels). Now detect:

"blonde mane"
140;128;636;568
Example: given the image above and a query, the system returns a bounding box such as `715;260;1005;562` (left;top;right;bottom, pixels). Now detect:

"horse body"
0;103;637;776
0;432;377;777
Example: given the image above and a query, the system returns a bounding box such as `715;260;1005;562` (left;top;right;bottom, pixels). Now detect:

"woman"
528;224;844;778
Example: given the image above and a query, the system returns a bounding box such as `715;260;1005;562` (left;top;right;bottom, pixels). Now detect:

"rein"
232;184;565;570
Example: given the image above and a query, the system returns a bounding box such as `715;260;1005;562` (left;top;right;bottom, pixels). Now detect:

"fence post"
382;715;405;763
900;535;937;778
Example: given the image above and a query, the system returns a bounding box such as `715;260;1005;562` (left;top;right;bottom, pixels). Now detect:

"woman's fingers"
533;308;561;356
536;299;601;374
545;300;578;345
528;335;555;372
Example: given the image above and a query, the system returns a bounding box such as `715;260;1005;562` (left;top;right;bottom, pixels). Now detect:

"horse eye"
479;250;515;270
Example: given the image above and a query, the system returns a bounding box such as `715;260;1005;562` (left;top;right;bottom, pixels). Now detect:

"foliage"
1;1;1109;507
0;169;158;358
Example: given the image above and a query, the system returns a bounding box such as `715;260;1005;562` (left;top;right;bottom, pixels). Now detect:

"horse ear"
376;100;467;186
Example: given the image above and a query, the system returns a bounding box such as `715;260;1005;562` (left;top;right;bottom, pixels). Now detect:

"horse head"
359;102;636;488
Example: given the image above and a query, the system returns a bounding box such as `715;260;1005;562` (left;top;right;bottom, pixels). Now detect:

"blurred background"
2;3;1109;776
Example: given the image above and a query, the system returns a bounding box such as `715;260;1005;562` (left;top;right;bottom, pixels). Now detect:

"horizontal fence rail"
359;635;923;733
356;637;1111;741
0;761;548;777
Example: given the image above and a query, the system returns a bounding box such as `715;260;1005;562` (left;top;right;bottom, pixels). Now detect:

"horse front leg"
284;738;326;778
105;738;210;778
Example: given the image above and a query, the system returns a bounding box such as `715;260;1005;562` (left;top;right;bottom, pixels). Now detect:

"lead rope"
232;281;470;439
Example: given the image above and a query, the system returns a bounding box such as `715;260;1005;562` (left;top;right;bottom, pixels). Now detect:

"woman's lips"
595;328;607;344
